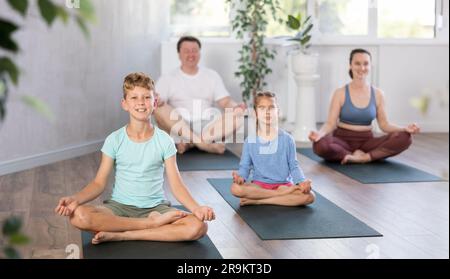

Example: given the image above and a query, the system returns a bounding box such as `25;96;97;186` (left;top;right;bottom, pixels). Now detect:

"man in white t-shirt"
154;36;246;154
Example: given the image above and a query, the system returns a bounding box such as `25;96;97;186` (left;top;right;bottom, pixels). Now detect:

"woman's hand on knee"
308;131;321;142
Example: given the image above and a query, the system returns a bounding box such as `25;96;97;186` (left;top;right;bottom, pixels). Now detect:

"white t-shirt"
156;67;230;122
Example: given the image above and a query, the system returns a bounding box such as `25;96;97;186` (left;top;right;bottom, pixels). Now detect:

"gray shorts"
102;200;178;218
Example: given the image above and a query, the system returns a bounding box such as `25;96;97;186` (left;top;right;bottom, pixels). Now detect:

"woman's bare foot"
341;150;371;164
92;231;123;244
147;210;187;228
196;143;226;154
176;143;194;154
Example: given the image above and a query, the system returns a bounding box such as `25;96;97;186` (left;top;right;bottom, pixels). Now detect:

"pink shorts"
252;180;294;190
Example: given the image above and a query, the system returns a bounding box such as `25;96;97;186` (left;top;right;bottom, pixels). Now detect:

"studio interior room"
0;0;448;263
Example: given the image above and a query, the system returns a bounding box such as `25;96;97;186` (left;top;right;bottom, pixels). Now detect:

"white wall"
161;39;449;133
0;0;170;175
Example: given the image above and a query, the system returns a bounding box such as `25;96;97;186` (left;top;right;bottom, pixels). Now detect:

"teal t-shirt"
101;126;177;208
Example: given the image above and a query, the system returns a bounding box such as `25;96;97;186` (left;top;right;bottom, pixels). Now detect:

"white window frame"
310;0;449;45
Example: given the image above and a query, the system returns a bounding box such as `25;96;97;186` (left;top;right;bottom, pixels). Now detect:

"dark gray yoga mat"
81;206;222;259
177;148;240;171
297;148;444;184
208;178;382;240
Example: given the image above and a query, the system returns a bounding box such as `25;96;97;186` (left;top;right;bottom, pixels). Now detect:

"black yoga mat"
297;148;444;184
208;178;382;240
177;148;240;171
81;206;222;259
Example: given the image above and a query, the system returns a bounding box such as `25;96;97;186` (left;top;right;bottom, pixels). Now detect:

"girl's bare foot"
276;185;297;196
92;231;123;244
147;210;187;228
240;198;258;206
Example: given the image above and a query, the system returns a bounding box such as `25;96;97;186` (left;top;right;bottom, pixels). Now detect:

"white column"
293;74;319;142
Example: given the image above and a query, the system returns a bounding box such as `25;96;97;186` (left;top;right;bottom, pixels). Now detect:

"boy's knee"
184;216;207;241
70;206;93;230
231;183;243;197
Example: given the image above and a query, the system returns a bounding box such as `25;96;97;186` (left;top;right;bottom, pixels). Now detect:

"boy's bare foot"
92;231;123;244
341;150;371;164
147;210;187;228
196;143;226;154
176;143;194;154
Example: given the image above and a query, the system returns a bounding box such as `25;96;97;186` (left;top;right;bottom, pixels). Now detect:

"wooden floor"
0;133;448;259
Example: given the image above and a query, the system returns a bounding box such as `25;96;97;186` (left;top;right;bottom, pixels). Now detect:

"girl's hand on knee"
298;179;312;194
193;206;215;222
55;196;79;216
232;171;245;185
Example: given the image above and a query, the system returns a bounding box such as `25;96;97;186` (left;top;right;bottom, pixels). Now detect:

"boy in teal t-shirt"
55;72;215;244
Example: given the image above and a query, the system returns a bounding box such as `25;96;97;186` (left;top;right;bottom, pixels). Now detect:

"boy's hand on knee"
55;196;79;216
193;206;215;222
232;171;245;185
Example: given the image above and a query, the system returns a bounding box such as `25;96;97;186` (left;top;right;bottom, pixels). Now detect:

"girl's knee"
306;191;316;205
231;183;243;197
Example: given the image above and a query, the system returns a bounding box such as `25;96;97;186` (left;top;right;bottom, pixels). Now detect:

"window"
170;0;230;37
315;0;369;36
378;0;436;39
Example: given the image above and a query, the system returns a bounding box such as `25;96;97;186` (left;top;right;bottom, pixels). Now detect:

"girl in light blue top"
231;92;315;207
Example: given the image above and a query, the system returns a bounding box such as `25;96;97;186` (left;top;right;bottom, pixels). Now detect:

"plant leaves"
7;0;29;17
2;216;22;236
75;16;89;38
9;233;30;245
56;6;69;24
21;95;54;121
38;0;58;26
0;57;20;85
287;15;300;30
3;246;21;259
79;0;96;22
0;19;19;52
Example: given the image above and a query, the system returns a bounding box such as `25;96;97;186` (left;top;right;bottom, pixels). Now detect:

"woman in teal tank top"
308;49;420;164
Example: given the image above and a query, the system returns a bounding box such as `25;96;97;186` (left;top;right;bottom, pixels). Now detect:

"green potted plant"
286;13;319;75
227;0;281;104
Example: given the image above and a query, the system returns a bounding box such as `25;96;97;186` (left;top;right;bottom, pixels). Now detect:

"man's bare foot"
176;143;194;154
147;210;187;228
240;198;258;206
196;143;226;154
341;150;371;164
92;231;123;244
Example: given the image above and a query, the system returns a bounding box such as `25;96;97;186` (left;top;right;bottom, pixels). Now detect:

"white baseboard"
0;140;103;176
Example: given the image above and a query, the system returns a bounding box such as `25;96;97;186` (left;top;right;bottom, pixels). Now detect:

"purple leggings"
313;127;412;162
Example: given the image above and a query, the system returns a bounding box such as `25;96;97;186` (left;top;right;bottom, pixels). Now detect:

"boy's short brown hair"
122;72;155;99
